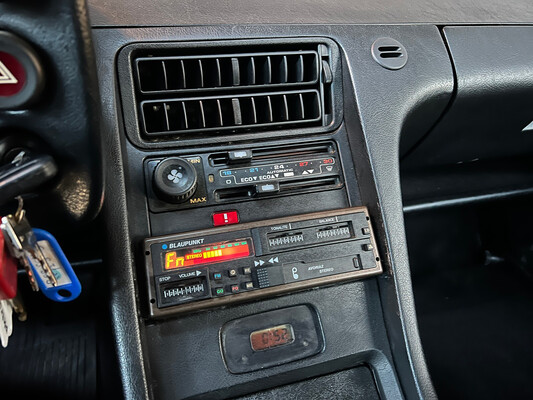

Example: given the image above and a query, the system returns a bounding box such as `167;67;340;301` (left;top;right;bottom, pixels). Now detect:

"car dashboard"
0;1;533;399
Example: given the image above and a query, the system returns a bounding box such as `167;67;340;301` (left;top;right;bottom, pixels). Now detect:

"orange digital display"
250;324;295;351
164;239;252;270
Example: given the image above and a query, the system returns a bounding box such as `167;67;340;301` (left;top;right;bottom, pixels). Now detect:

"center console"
95;23;449;400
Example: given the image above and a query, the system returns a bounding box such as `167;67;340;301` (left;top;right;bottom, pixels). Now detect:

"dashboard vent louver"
127;41;338;141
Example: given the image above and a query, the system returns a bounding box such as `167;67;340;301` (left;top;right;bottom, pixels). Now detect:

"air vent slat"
197;60;205;88
274;55;288;84
214;59;222;87
250;97;258;124
232;98;242;125
180;60;187;89
266;96;273;123
216;100;223;126
161;61;169;90
181;102;188;129
249;57;256;85
265;56;272;84
199;100;206;128
296;55;304;82
162;103;170;130
282;56;288;83
231;58;240;86
297;93;305;119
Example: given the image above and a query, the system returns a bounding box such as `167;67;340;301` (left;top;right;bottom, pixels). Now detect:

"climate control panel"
144;141;344;212
144;207;382;318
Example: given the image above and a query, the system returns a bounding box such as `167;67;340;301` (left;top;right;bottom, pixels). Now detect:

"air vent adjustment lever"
321;60;333;84
254;182;280;196
227;150;252;164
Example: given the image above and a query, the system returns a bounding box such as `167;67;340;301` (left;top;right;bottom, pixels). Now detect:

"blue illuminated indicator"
162;244;168;250
222;171;232;176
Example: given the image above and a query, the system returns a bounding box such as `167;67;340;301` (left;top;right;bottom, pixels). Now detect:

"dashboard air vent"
136;52;319;93
123;39;340;143
142;91;320;134
371;37;408;70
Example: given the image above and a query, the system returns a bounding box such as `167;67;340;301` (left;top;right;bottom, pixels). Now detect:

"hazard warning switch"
0;31;44;110
212;211;239;226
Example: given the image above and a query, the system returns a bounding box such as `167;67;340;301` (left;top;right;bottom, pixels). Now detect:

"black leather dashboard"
88;0;533;26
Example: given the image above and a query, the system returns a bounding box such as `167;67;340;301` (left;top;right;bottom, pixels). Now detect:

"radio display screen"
163;239;253;270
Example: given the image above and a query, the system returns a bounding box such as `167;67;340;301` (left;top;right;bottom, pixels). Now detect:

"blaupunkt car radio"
144;207;382;318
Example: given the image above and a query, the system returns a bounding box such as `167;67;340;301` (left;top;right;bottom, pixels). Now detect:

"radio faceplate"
144;207;382;318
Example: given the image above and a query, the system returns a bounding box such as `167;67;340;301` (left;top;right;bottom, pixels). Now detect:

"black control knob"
153;157;198;203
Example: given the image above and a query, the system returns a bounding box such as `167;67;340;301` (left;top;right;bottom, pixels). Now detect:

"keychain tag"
25;229;81;302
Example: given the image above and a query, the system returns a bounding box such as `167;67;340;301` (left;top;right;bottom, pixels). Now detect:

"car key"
9;293;27;322
0;299;13;348
1;197;57;290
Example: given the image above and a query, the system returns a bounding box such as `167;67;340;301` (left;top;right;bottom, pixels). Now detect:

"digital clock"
250;324;295;351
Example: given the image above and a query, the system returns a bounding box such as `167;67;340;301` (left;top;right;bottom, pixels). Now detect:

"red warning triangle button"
0;61;18;85
0;52;26;97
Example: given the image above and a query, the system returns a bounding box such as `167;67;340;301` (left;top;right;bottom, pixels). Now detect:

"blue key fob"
25;228;81;302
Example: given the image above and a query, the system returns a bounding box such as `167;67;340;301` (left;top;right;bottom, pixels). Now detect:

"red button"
0;52;26;97
213;211;239;226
